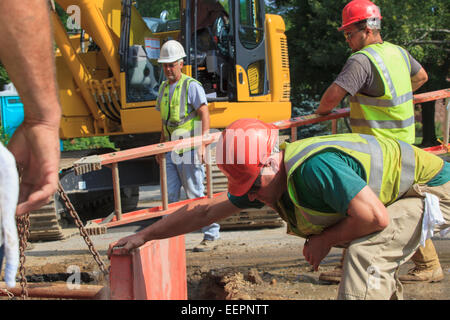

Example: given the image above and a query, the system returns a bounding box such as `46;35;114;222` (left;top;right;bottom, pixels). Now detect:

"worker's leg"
338;181;450;300
180;150;220;242
338;197;423;300
0;245;3;273
399;182;450;282
165;151;182;203
398;239;443;283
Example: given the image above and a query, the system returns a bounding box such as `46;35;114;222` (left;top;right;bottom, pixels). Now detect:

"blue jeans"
0;245;4;273
165;149;220;240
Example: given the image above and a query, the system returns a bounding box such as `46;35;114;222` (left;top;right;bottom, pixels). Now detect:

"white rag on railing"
0;142;19;288
420;192;450;247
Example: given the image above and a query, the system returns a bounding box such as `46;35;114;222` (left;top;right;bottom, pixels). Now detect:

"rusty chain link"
57;182;109;276
0;288;14;299
14;180;109;300
16;213;30;300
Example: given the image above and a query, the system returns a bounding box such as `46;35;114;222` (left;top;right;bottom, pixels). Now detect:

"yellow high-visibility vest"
349;42;415;144
157;73;201;153
277;133;443;238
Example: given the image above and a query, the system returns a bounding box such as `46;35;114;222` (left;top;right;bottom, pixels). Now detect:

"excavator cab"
53;0;290;138
31;0;290;240
121;0;276;105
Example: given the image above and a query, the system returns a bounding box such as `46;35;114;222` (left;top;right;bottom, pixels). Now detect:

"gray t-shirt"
334;48;422;97
156;80;208;111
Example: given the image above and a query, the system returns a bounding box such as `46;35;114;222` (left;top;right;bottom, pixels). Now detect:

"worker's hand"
197;145;206;164
303;234;332;271
7;121;61;216
107;233;146;258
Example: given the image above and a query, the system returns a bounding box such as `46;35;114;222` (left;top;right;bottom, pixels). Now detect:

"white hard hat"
158;40;186;63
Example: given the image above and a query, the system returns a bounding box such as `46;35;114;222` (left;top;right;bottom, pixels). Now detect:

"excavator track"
28;200;64;242
27;149;142;242
28;150;93;242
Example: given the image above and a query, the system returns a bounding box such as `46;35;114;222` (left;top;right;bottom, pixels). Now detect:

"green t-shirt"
228;150;450;215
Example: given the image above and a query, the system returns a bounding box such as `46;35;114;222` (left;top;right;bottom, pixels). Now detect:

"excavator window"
123;0;181;103
238;0;263;49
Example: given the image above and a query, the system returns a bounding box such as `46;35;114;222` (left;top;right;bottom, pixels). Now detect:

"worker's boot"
318;249;346;283
193;239;219;252
399;239;444;283
398;265;444;283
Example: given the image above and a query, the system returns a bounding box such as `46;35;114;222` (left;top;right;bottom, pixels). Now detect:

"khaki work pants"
337;182;450;300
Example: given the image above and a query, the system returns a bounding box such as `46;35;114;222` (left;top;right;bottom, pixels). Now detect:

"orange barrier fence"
109;235;187;300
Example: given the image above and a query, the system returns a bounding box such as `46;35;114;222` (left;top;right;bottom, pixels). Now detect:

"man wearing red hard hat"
109;117;450;300
315;0;442;285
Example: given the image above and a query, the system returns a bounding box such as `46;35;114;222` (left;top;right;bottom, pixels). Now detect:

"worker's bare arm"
0;0;62;215
108;192;240;256
197;104;210;136
315;83;348;115
411;67;428;92
303;186;389;270
196;104;210;163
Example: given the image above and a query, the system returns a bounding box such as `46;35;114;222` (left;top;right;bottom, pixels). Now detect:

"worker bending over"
109;118;450;300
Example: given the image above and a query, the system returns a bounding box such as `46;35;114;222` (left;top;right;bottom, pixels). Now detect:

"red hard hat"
216;118;279;197
338;0;382;31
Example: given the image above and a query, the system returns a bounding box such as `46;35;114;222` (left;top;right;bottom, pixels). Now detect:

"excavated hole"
187;268;266;300
25;272;101;284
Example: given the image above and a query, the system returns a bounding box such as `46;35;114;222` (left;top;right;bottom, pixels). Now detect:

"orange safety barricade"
109;235;187;300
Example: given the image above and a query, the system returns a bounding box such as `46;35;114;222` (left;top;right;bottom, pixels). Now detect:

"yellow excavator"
29;0;291;241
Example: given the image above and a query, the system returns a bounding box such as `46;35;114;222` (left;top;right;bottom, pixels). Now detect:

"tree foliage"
266;0;449;138
269;0;450;97
135;0;180;20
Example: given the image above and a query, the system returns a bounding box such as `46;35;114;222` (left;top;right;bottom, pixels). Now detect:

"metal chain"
16;213;30;300
57;182;109;276
0;288;14;299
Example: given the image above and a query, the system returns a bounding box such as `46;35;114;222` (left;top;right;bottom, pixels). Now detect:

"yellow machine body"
53;0;291;139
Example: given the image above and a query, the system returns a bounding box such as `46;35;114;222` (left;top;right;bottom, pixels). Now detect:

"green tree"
0;62;9;88
268;0;449;137
270;0;449;95
135;0;180;20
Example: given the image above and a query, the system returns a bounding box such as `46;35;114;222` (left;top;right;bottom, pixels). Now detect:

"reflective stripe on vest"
283;134;417;234
159;74;200;138
285;134;385;197
285;134;416;199
350;115;415;130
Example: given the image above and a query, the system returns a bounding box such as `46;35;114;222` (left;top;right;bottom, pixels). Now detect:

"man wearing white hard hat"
155;40;220;252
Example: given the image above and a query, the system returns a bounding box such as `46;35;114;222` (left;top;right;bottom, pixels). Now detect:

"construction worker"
0;0;62;287
109;118;450;300
315;0;442;284
155;40;220;252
